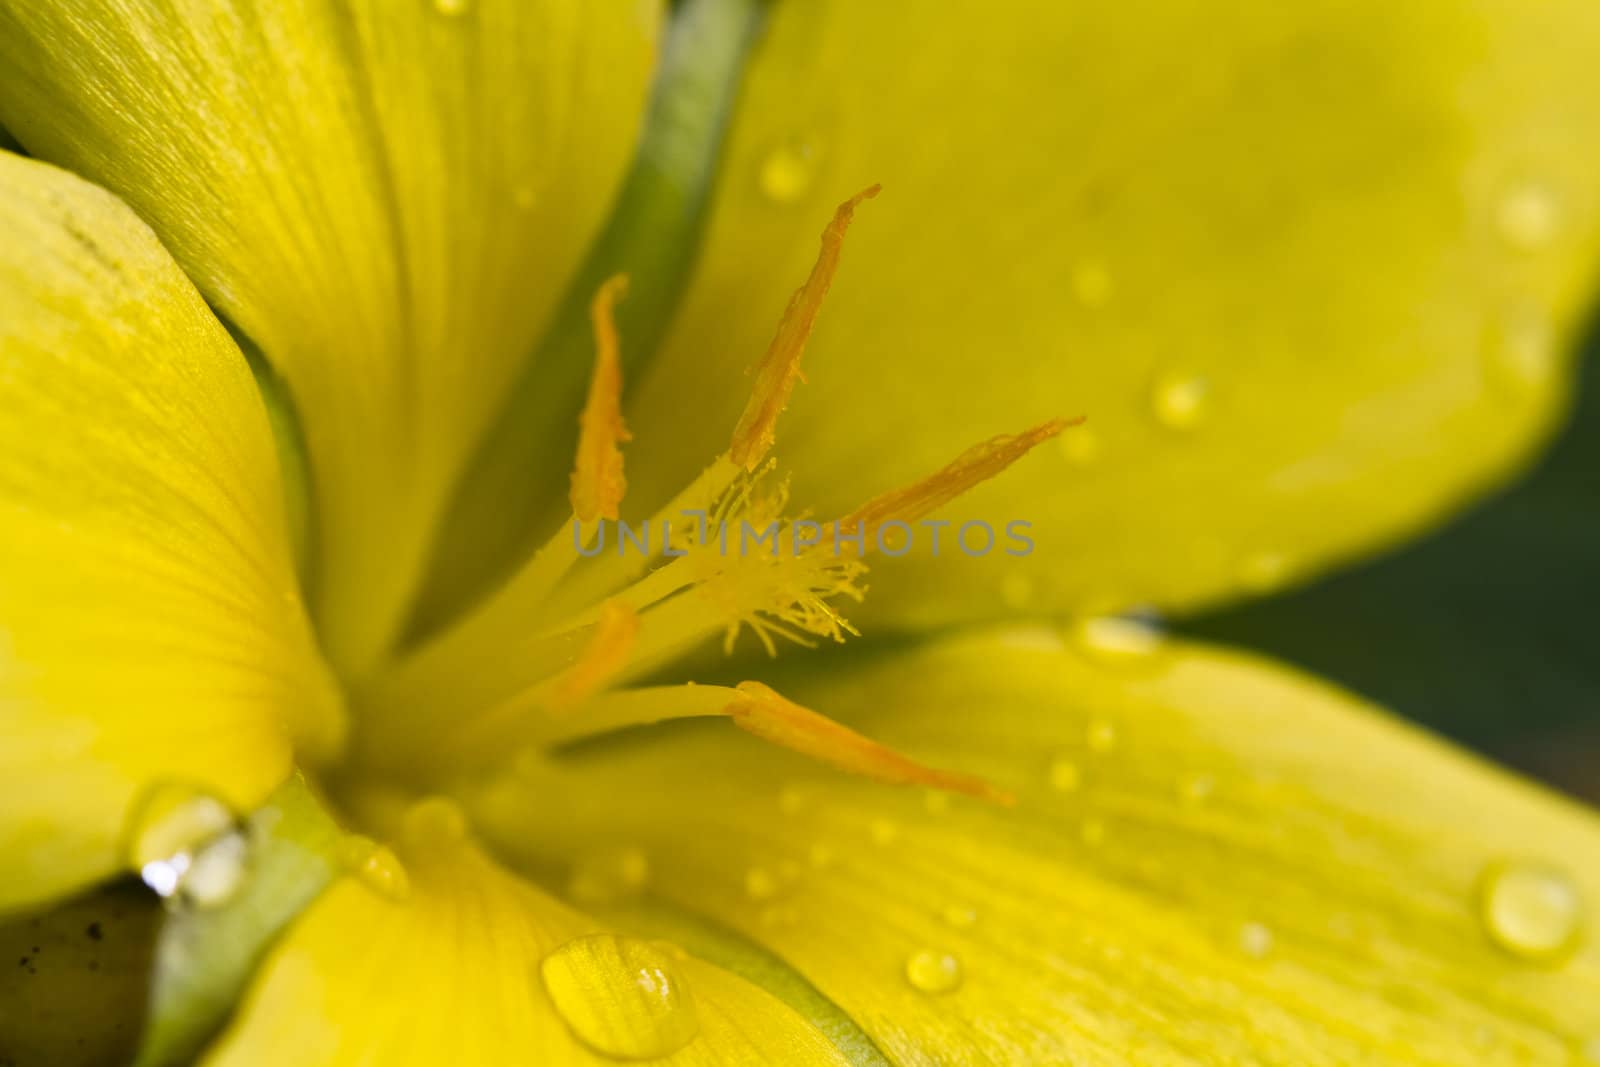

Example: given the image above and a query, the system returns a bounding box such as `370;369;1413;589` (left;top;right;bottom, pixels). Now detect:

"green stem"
410;0;768;638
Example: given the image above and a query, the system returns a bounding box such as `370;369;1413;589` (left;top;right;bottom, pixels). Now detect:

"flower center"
318;190;1067;834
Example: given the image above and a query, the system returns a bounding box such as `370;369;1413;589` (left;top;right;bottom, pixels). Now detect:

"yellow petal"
474;628;1600;1064
201;812;854;1066
0;0;661;672
625;0;1600;628
0;153;339;912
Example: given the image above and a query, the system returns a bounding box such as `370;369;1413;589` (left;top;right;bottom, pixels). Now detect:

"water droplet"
923;789;951;815
1071;261;1113;307
181;830;250;908
127;785;239;903
1086;718;1118;754
432;0;470;15
869;818;900;846
404;796;468;844
1479;862;1583;961
1150;371;1210;431
541;935;700;1060
1047;755;1081;793
570;847;651;905
1485;310;1557;400
1496;179;1562;251
744;866;781;901
1071;616;1165;665
1237;552;1293;596
940;904;978;929
758;137;820;204
340;836;410;901
999;572;1035;609
904;949;963;994
1238;921;1274;958
1057;423;1101;466
1177;773;1216;806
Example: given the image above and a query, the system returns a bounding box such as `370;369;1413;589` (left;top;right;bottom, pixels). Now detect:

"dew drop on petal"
1047;755;1081;793
1479;862;1583;961
758;137;820;204
181;830;251;909
541;935;700;1060
1149;371;1210;430
1238;921;1274;959
1495;179;1562;251
340;836;411;902
569;847;651;905
1071;616;1165;666
127;784;238;902
904;949;963;994
1057;423;1101;466
403;796;468;844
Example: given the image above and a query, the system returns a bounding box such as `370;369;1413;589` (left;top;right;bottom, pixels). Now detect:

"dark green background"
1187;318;1599;803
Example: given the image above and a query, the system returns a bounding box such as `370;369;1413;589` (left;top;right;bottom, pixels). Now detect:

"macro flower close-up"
3;0;1600;1064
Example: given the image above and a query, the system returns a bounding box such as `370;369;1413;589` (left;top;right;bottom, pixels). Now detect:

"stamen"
509;681;1010;805
836;418;1078;550
726;682;1012;804
729;185;880;469
547;600;639;712
570;274;632;522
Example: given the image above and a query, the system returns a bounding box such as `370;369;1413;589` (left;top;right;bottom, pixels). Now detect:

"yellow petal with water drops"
625;0;1600;628
200;805;855;1066
0;0;660;674
473;628;1600;1064
0;153;340;913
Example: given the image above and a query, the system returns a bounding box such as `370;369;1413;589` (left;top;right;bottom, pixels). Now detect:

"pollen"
729;184;880;469
547;600;639;712
570;274;631;522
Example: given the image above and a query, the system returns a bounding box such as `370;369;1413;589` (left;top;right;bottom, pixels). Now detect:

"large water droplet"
404;796;468;844
1479;862;1583;961
904;949;963;994
1071;616;1165;666
758;137;820;204
541;935;700;1060
127;785;241;905
1057;423;1101;466
1150;371;1210;431
570;847;651;905
1238;921;1274;959
344;837;410;902
1496;179;1562;251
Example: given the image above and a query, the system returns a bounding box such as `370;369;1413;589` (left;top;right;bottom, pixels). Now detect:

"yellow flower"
2;0;1599;1064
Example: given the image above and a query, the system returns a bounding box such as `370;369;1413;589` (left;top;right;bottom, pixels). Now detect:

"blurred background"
1187;323;1598;804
